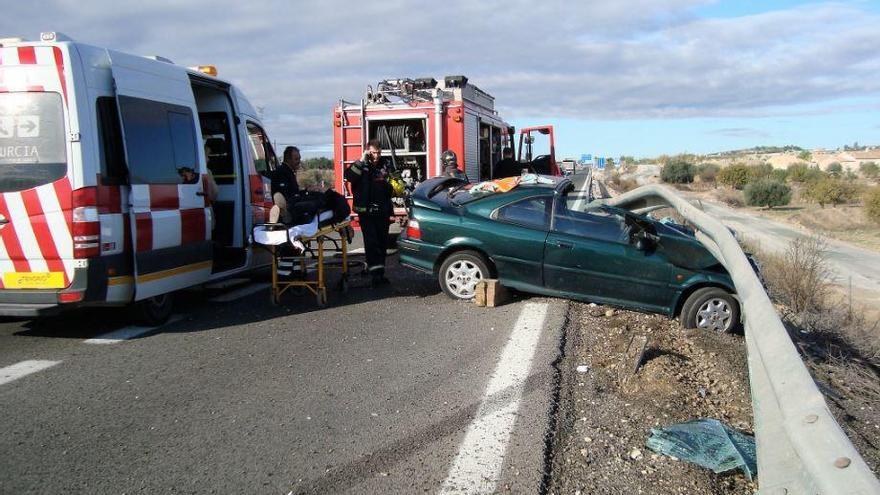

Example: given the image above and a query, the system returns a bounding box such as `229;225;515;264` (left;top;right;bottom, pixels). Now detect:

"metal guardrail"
602;184;880;495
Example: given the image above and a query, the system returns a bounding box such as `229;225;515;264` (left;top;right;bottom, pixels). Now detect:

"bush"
866;188;880;224
718;163;751;189
826;162;843;177
797;150;812;161
715;188;744;207
748;162;774;181
660;160;695;184
787;162;825;183
770;168;789;182
696;163;720;184
744;179;791;209
761;237;830;313
804;177;859;208
298;169;335;190
860;161;879;179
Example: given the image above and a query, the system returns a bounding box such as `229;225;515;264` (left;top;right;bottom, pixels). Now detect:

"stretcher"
253;213;361;306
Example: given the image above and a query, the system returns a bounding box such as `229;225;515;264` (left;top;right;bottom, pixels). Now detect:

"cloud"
3;1;879;152
707;127;771;139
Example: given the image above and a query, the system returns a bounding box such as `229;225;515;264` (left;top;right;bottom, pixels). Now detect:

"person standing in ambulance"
345;139;393;287
268;146;302;224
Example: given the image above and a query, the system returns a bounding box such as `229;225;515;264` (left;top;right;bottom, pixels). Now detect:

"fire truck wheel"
135;293;174;326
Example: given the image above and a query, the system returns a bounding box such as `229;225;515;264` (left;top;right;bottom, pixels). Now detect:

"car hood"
654;221;722;271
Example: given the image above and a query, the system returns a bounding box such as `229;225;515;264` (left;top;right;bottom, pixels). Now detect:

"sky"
3;0;879;159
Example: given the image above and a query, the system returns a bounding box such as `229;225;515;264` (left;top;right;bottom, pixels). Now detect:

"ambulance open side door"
109;51;212;300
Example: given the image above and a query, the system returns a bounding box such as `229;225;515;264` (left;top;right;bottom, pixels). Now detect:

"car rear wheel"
134;293;174;326
439;251;491;300
680;287;739;333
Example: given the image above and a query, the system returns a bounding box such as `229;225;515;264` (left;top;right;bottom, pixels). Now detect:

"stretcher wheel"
316;290;327;307
336;275;349;293
270;289;280;306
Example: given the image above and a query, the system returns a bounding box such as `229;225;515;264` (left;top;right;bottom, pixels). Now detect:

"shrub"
298;169;335;190
787;162;825;183
748;162;774;181
696;163;720;184
661;160;695;183
866;188;880;224
770;168;789;182
826;162;843;177
744;179;791;209
797;150;812;161
715;188;744;207
761;237;830;313
804;177;859;208
860;161;879;179
718;163;751;189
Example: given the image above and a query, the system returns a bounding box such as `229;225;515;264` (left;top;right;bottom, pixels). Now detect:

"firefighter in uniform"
345;139;393;286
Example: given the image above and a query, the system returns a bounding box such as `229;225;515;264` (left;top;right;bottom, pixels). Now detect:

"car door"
544;199;672;311
487;195;552;290
109;51;211;300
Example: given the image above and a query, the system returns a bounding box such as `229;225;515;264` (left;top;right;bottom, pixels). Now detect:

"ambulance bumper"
0;266;95;317
0;301;62;317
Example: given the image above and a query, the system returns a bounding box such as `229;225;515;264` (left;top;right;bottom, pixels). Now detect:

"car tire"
439;251;491;300
680;287;739;333
135;293;174;326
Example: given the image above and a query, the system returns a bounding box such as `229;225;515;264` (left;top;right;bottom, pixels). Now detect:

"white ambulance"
0;32;277;323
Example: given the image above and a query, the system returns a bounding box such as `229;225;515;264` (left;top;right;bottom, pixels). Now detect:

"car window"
0;92;67;192
497;196;551;229
554;202;630;243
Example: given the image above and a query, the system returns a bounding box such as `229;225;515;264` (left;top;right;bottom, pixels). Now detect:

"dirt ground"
546;303;757;495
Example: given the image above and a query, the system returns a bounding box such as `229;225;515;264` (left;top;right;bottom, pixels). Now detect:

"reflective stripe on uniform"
368;265;385;272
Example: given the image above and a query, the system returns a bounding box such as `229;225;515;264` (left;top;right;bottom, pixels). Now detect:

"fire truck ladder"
338;98;366;198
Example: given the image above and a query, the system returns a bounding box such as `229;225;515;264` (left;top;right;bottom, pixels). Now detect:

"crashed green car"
398;175;741;332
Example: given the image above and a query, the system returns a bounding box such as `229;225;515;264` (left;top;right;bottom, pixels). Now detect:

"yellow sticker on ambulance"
3;272;65;289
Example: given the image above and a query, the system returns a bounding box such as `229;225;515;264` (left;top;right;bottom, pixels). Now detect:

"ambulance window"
246;122;277;176
96;97;127;184
117;96;197;184
199;112;234;185
0;92;67;193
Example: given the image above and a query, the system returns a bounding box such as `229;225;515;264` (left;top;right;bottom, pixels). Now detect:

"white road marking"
0;360;61;386
208;282;270;303
83;316;183;345
439;302;549;494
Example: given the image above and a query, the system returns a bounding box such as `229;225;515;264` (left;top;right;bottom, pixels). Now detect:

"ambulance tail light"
405;219;421;240
58;290;84;304
71;187;100;259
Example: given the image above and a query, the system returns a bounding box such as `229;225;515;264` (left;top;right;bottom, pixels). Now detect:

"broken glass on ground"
646;418;757;480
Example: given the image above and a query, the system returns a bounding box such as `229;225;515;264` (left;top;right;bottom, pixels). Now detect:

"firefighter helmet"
441;150;457;167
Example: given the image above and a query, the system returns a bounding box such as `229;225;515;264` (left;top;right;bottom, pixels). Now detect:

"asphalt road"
0;253;566;494
693;198;880;297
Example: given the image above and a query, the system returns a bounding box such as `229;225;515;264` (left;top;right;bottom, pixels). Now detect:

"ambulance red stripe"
149;184;180;210
97;183;122;214
0;194;32;273
52;47;67;104
20;189;67;283
17;47;36;64
180;208;206;244
135;213;152;252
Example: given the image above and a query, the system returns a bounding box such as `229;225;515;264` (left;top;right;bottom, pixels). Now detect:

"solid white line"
83;315;182;345
208;282;270;303
0;360;61;386
439;302;549;494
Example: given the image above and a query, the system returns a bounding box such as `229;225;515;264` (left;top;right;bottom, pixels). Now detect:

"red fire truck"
332;76;558;218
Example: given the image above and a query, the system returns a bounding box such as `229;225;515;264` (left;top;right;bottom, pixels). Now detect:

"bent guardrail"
602;184;879;495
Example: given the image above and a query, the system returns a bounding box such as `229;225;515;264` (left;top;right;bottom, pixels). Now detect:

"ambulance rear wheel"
135;293;174;326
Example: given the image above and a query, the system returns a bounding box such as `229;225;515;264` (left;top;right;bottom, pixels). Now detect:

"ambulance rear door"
108;51;211;300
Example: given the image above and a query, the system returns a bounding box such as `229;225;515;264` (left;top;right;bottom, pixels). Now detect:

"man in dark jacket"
345;139;393;286
268;146;301;223
493;147;530;179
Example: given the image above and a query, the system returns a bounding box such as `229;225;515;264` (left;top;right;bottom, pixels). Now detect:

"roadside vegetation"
299;157;335;190
741;236;880;471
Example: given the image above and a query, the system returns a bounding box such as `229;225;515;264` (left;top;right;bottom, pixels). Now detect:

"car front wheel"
439;251;491;300
680;287;739;333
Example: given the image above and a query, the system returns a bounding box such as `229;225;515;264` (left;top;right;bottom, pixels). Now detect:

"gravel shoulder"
547;302;757;495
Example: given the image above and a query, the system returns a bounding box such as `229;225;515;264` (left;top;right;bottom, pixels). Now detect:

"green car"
398;175;741;332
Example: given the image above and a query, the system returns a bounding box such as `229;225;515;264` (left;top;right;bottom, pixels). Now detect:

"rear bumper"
397;238;443;274
0;302;63;317
0;263;105;318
